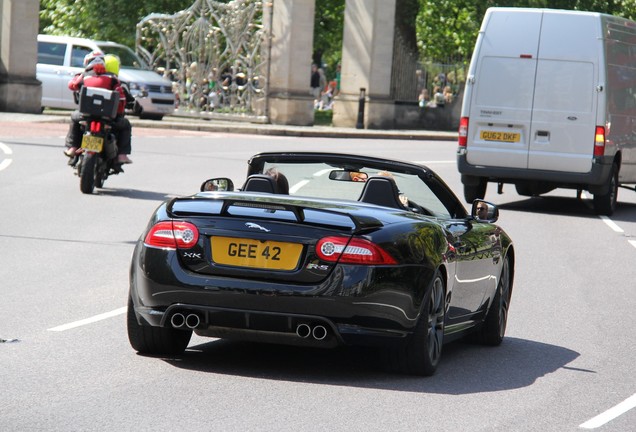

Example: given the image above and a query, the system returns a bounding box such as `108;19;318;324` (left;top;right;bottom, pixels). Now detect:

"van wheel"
464;178;487;203
593;164;618;216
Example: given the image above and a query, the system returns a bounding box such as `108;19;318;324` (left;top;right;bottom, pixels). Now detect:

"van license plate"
81;135;104;152
211;236;302;270
480;131;520;143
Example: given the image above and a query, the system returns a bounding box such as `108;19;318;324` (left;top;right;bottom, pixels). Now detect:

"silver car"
37;34;175;120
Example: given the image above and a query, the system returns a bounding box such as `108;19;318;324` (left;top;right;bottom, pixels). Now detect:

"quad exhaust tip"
171;314;327;339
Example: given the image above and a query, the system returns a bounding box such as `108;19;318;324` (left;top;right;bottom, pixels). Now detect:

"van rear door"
528;11;600;173
465;9;543;169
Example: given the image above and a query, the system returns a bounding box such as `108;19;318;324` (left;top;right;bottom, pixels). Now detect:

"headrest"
242;174;278;193
358;175;405;209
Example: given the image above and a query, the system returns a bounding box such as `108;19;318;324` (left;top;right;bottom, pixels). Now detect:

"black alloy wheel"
479;256;511;346
389;271;446;376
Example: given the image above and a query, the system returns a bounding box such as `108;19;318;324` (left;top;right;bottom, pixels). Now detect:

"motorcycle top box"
79;86;119;119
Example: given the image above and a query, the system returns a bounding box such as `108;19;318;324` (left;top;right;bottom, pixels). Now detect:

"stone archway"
0;0;41;113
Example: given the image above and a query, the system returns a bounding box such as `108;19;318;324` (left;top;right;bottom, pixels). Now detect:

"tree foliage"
39;0;195;48
416;0;636;63
313;0;346;79
40;0;636;66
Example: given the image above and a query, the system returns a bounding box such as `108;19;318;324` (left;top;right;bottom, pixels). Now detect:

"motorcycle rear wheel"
80;153;97;194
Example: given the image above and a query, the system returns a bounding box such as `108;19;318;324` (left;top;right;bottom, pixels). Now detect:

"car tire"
593;163;618;216
477;256;512;346
126;295;192;355
464;178;487;204
389;272;445;376
139;113;164;121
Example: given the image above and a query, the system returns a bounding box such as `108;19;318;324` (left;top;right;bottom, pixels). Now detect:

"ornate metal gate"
136;0;270;119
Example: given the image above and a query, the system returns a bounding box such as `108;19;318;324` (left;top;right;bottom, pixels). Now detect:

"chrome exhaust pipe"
296;323;311;338
312;325;328;341
170;313;186;328
185;313;201;329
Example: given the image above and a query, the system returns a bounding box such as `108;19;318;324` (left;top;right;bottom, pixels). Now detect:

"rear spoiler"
167;194;384;233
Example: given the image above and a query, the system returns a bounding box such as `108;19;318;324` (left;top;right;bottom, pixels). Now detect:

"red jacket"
68;65;126;115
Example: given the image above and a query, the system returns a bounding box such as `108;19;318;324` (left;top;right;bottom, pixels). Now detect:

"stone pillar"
267;0;315;126
0;0;41;113
332;0;397;129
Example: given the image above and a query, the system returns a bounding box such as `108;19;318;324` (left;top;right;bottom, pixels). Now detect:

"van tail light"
594;126;606;157
316;236;397;265
144;221;199;249
459;117;469;147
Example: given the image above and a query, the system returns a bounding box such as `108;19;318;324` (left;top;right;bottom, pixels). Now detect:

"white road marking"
290;179;309;194
47;307;126;332
0;141;13;171
599;215;624;233
580;393;636;429
0;142;12;154
629;240;636;249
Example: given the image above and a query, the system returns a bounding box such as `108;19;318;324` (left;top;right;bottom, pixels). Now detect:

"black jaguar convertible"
127;152;515;376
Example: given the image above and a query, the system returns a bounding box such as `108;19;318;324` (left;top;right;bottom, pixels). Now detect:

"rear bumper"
129;245;425;348
132;93;175;115
457;153;614;189
133;303;410;349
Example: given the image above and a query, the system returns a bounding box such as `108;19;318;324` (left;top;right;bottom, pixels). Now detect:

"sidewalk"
0;110;459;141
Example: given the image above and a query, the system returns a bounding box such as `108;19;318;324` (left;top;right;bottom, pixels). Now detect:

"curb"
1;110;459;142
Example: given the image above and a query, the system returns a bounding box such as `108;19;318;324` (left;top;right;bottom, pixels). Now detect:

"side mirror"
471;199;499;222
200;178;234;192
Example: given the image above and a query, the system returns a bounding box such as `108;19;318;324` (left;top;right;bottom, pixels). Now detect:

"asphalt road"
1;120;635;431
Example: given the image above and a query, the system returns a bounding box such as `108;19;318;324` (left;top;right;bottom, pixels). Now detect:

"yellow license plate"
480;131;520;143
211;236;302;270
81;135;104;152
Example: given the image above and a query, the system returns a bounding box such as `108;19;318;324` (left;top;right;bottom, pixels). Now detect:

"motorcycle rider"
64;51;134;164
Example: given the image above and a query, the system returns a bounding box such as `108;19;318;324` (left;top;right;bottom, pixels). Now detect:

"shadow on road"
497;194;636;223
96;188;177;202
159;337;580;394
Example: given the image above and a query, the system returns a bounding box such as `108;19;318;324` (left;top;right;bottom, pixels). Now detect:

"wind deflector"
167;194;383;232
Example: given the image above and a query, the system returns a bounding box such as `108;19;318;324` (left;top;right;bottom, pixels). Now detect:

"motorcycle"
69;86;124;194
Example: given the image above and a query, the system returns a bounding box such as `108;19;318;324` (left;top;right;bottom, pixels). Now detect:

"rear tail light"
144;221;199;249
316;236;397;265
90;121;102;134
594;126;606;157
458;117;469;147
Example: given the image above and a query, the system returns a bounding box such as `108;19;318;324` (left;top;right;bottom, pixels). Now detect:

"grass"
314;109;333;126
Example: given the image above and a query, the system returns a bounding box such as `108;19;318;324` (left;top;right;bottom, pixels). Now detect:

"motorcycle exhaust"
170;313;186;328
185;313;201;329
296;323;311;338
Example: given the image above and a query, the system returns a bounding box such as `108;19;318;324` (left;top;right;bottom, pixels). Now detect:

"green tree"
416;0;636;63
39;0;194;48
313;0;345;80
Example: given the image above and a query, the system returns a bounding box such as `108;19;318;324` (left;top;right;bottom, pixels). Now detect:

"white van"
457;7;636;215
37;34;175;120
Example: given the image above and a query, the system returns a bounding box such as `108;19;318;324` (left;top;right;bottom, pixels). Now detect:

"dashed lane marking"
599;215;624;233
580;393;636;429
0;142;13;171
47;307;126;332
